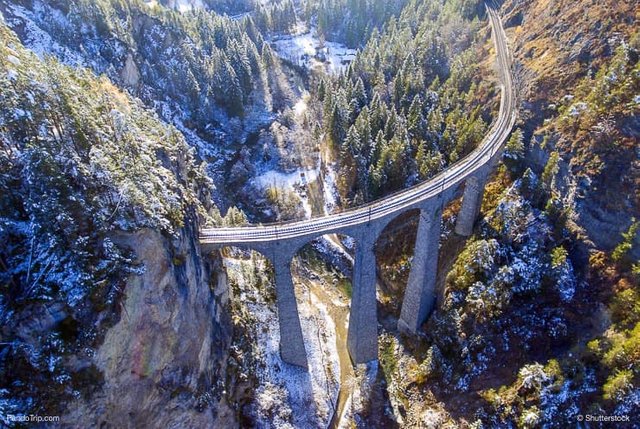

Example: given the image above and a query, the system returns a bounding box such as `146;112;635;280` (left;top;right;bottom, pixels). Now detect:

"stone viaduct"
201;3;516;369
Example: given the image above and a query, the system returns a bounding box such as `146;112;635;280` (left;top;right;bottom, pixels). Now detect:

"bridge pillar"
455;173;488;237
273;255;308;369
347;232;378;364
398;205;442;333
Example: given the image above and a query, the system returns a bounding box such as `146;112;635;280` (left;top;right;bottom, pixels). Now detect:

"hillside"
0;0;299;213
301;0;499;206
365;0;640;426
0;14;246;425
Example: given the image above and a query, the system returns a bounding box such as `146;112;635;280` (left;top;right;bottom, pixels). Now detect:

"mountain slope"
0;20;232;425
0;0;289;208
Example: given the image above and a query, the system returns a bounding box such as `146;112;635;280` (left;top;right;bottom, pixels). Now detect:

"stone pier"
455;172;488;237
346;231;379;364
398;205;443;333
272;254;308;369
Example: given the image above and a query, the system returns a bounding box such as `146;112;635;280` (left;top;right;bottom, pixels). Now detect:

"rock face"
121;53;140;89
502;0;639;257
63;225;233;428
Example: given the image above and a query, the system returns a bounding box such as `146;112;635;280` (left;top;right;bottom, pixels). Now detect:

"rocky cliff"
62;222;233;428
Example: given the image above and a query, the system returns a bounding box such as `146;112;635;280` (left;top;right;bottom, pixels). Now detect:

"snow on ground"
144;0;205;12
322;40;358;74
322;162;340;214
176;0;204;13
336;394;353;429
224;256;340;428
313;234;355;268
293;93;309;117
271;29;357;74
276;31;314;56
300;196;313;219
252;164;320;218
4;3;86;68
229;12;251;20
253;167;319;191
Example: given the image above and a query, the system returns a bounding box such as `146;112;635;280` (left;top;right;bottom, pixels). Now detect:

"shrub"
612;219;639;268
550;246;568;269
603;370;634;401
609;288;640;329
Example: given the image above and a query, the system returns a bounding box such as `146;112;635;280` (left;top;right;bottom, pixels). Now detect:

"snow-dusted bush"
519;363;550;392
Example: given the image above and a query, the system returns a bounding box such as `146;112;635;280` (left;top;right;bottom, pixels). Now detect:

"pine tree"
407;95;425;138
353;77;368;111
317;79;327;102
542;151;560;190
504;128;525;174
326;103;344;150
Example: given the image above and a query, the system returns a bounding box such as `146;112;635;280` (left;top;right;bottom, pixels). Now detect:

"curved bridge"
201;2;517;369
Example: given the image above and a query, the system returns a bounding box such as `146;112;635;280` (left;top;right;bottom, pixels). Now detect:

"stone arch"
290;232;358;301
372;208;424;315
368;201;444;334
288;229;381;364
210;240;309;368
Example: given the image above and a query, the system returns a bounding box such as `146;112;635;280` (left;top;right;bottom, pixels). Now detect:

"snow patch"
6;55;20;66
293;97;308;117
322;163;340;214
4;3;86;68
568;102;588;117
253;167;319;193
272;29;357;74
